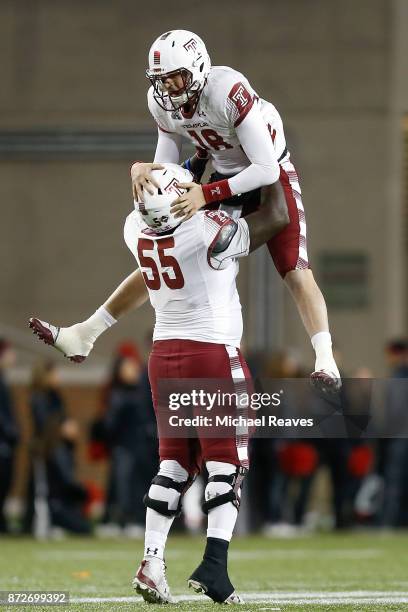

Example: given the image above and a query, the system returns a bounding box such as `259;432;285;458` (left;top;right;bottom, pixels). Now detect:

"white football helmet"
134;163;193;233
146;30;211;110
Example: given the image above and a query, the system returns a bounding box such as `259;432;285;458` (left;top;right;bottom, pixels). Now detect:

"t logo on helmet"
164;178;184;196
183;38;197;53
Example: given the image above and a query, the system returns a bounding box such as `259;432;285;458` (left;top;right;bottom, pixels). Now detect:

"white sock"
72;306;117;350
206;462;238;542
144;460;189;560
311;331;339;375
144;511;174;560
95;306;117;327
77;306;116;342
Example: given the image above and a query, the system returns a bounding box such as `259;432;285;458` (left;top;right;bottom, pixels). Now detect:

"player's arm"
153;127;182;163
244;179;288;252
181;147;210;183
29;269;148;362
203;101;280;204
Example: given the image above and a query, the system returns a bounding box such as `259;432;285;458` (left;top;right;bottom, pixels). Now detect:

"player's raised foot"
188;560;243;604
310;369;342;395
132;557;174;604
29;317;59;347
29;318;88;363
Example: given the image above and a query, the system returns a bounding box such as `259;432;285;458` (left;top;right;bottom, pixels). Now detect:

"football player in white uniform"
29;163;288;605
131;29;340;391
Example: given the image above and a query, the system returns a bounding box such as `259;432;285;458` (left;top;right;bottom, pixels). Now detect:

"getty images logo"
168;389;284;411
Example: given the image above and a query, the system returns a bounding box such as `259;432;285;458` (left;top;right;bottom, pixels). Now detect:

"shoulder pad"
211;218;238;254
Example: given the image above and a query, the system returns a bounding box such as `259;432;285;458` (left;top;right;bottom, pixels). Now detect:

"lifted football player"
132;29;340;392
29;163;288;604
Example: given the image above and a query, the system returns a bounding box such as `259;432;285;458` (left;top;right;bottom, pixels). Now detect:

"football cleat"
188;560;243;604
29;318;88;363
132;558;173;604
310;369;342;394
188;579;243;604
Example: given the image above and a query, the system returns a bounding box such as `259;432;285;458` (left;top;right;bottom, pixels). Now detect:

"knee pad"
144;460;191;518
203;461;248;515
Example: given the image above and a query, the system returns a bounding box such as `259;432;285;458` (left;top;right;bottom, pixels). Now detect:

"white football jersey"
124;209;250;348
148;65;288;175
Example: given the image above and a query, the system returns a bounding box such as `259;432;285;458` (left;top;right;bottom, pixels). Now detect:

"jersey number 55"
137;237;185;290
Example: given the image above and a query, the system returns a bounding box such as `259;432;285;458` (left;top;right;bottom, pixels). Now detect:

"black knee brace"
202;466;248;515
143;475;189;517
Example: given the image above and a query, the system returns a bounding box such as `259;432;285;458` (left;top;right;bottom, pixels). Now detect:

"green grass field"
1;533;408;611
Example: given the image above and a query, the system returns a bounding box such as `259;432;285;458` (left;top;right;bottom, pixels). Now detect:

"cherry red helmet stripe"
153;50;160;64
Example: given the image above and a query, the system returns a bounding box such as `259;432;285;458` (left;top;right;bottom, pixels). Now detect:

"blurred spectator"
95;342;157;537
385;339;408;377
0;339;19;533
30;361;67;437
46;418;91;534
381;339;408;526
307;361;372;530
315;439;353;529
24;362;90;535
343;368;378;524
23;361;66;533
263;349;303;380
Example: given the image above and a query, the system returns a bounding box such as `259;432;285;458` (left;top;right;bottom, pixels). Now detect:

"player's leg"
133;457;194;604
188;460;246;604
189;344;251;604
133;342;200;604
29;270;148;362
264;163;340;391
284;268;339;377
215;169;339;389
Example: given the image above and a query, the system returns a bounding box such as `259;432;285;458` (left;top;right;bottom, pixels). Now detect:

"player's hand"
171;182;206;220
131;162;164;202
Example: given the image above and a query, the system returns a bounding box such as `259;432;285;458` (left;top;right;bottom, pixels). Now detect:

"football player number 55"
137;237;185;290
